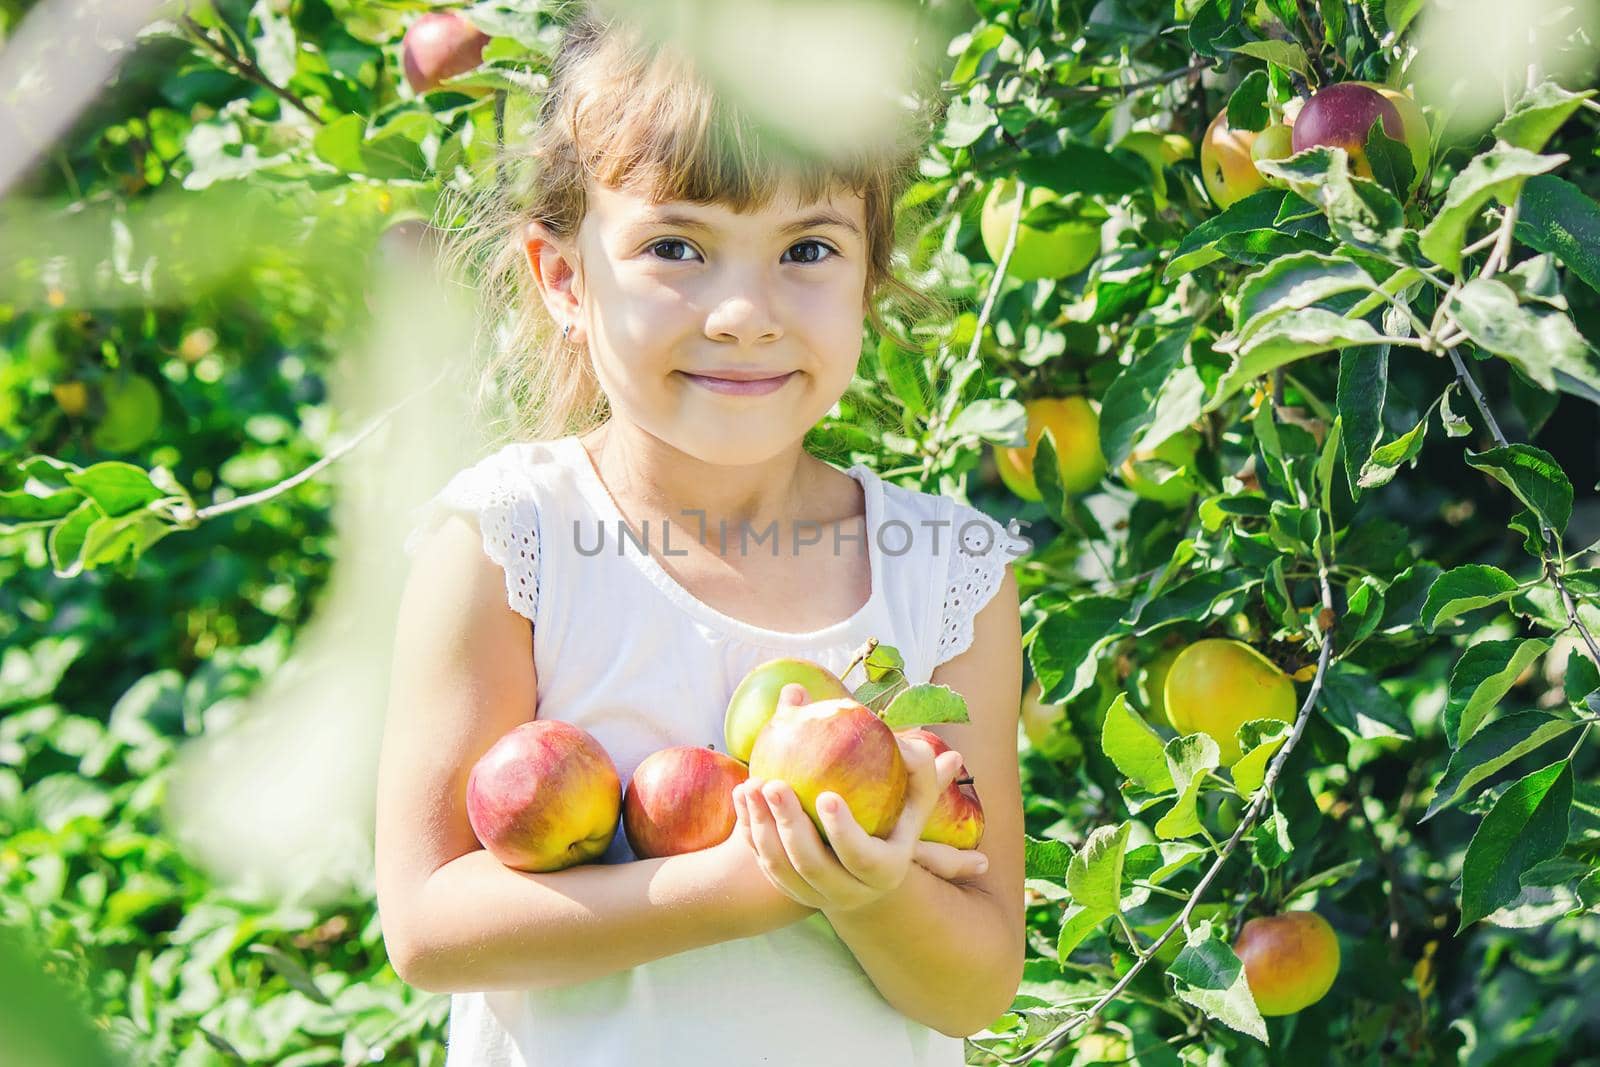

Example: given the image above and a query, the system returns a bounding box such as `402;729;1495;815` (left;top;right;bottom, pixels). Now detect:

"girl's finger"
761;781;856;900
887;749;967;851
744;782;826;908
812;790;891;887
913;839;990;883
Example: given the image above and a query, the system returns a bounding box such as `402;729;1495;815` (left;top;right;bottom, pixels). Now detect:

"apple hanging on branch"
401;11;491;95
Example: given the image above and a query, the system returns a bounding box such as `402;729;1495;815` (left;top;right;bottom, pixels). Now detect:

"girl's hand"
732;717;989;915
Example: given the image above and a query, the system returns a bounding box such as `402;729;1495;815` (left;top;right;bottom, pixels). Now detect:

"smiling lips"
680;369;797;396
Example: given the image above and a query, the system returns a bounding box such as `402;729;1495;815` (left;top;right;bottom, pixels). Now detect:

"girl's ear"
522;221;583;330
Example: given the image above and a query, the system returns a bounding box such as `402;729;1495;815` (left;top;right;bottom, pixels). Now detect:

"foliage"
3;0;1600;1064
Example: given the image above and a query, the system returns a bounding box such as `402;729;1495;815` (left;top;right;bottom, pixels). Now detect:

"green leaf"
1227;39;1311;77
1232;720;1291;798
1056;903;1106;962
1031;597;1130;703
1448;279;1600;399
1421;711;1579;820
1010;142;1151;199
878;338;928;417
948;397;1024;444
1494;81;1597;153
1464;445;1572;538
1445;639;1552;748
1155;733;1221;839
1419;147;1567;274
246;944;333;1006
1102;693;1175;794
879;683;971;729
1033;432;1069;529
1440;382;1472;437
1338;342;1389;498
1458;760;1573;930
1252;147;1404;255
1318;664;1413;740
941;95;995;148
1168;922;1268;1042
1024;834;1074;880
1234;252;1377;330
1165;190;1288;279
47;499;96;578
63;462;164;518
0;636;89;711
1384;0;1423;36
1515;175;1600;293
0;484;83;529
1253;802;1295;868
1363;118;1415;201
1358;393;1439;490
1066;822;1132;914
1206;308;1387;414
1419;564;1522;632
1098;322;1196;467
1563;651;1599;706
1227;70;1271;132
1283;859;1364;903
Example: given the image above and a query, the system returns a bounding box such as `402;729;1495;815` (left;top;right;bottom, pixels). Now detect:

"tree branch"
172;364;453;525
1039;60;1209;98
178;15;325;126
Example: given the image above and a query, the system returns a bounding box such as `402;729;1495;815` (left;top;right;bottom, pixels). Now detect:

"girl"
375;8;1028;1065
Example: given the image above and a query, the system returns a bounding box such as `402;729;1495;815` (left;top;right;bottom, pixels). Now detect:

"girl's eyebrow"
625;209;861;238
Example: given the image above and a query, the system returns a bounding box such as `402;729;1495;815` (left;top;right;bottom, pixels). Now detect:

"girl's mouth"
679;370;797;396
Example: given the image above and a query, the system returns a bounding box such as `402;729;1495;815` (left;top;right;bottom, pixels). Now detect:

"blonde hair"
432;2;956;451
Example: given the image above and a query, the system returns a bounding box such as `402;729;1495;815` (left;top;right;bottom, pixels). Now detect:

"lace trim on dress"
935;504;1028;669
401;456;539;626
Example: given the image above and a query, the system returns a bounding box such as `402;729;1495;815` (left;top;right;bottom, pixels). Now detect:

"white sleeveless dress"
400;434;1027;1067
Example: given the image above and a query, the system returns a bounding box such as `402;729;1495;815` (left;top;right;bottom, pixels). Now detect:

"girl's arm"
374;515;813;995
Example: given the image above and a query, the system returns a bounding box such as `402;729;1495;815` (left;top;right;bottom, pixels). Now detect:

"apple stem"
845;637;878;682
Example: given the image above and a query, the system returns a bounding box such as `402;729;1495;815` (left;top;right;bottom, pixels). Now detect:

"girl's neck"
576;421;836;535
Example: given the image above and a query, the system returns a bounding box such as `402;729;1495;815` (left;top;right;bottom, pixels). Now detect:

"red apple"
1291;82;1405;181
897;727;984;850
747;697;909;842
723;657;851;763
401;12;490;94
466;719;622;872
1233;910;1342;1015
622;745;750;859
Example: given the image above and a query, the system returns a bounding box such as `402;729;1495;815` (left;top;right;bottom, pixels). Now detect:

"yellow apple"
1200;109;1267;209
1163;638;1298;766
1119;429;1202;506
979;179;1104;281
993;396;1106;501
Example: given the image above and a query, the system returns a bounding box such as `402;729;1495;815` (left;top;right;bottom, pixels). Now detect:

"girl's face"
526;180;871;465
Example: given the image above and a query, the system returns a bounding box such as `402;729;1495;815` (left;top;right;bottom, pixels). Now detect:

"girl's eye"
783;240;837;265
644;238;838;264
648;238;697;262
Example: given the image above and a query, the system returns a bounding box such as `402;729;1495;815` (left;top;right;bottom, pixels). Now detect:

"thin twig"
178;15;325;126
178;364;454;524
999;561;1338;1066
1039;60;1210;98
